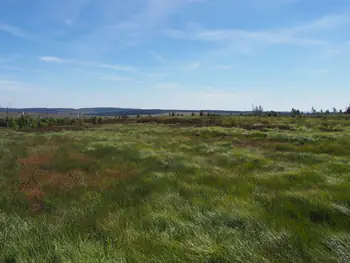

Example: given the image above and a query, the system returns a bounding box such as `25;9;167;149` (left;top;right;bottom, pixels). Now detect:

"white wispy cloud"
165;13;350;49
40;56;69;63
132;0;185;28
150;51;165;64
0;66;43;73
0;22;34;40
291;14;350;33
38;56;166;78
320;40;350;58
188;62;201;70
163;21;203;39
215;65;232;70
109;0;181;35
43;0;90;26
98;64;136;73
106;0;205;48
196;29;325;46
139;72;166;77
0;79;38;92
39;56;137;73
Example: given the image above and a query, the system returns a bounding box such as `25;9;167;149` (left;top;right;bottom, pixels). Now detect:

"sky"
0;0;350;111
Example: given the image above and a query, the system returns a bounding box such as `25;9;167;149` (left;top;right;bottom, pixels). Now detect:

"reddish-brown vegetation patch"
18;152;136;213
20;154;53;168
45;170;84;190
92;167;137;189
19;153;55;212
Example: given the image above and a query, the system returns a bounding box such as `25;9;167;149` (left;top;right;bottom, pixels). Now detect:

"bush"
9;118;18;129
38;120;48;128
31;120;38;129
346;105;350;114
92;116;98;124
0;118;6;127
76;119;84;126
48;117;57;126
267;111;278;117
291;108;301;117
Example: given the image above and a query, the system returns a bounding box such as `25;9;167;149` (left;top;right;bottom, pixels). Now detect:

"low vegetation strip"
1;113;350;132
0;117;350;262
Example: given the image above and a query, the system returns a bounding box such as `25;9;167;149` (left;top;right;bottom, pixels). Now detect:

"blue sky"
0;0;350;110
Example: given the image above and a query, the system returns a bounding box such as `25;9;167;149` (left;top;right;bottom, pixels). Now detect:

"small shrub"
92;116;98;124
9;118;18;129
291;108;301;117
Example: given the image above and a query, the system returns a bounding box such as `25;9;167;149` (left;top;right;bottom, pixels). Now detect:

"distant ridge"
0;107;247;116
0;107;290;116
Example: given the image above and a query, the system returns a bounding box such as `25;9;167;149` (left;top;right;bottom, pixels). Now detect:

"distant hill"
0;107;249;116
0;107;290;116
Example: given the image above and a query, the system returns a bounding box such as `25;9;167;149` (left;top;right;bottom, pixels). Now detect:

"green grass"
0;116;350;262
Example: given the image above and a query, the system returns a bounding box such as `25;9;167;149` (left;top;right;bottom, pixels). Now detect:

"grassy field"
0;116;350;262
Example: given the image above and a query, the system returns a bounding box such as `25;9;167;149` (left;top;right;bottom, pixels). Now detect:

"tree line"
0;115;131;130
0;104;349;130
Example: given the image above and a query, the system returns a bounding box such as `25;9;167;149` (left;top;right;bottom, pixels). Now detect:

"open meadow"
1;116;350;262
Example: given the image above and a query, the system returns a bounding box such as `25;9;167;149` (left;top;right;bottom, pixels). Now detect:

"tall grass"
0;117;350;262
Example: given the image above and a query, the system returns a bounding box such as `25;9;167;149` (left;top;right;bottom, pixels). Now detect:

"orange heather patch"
19;152;56;212
45;170;86;190
18;149;137;213
20;154;53;167
20;184;45;201
20;181;46;213
19;154;54;183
